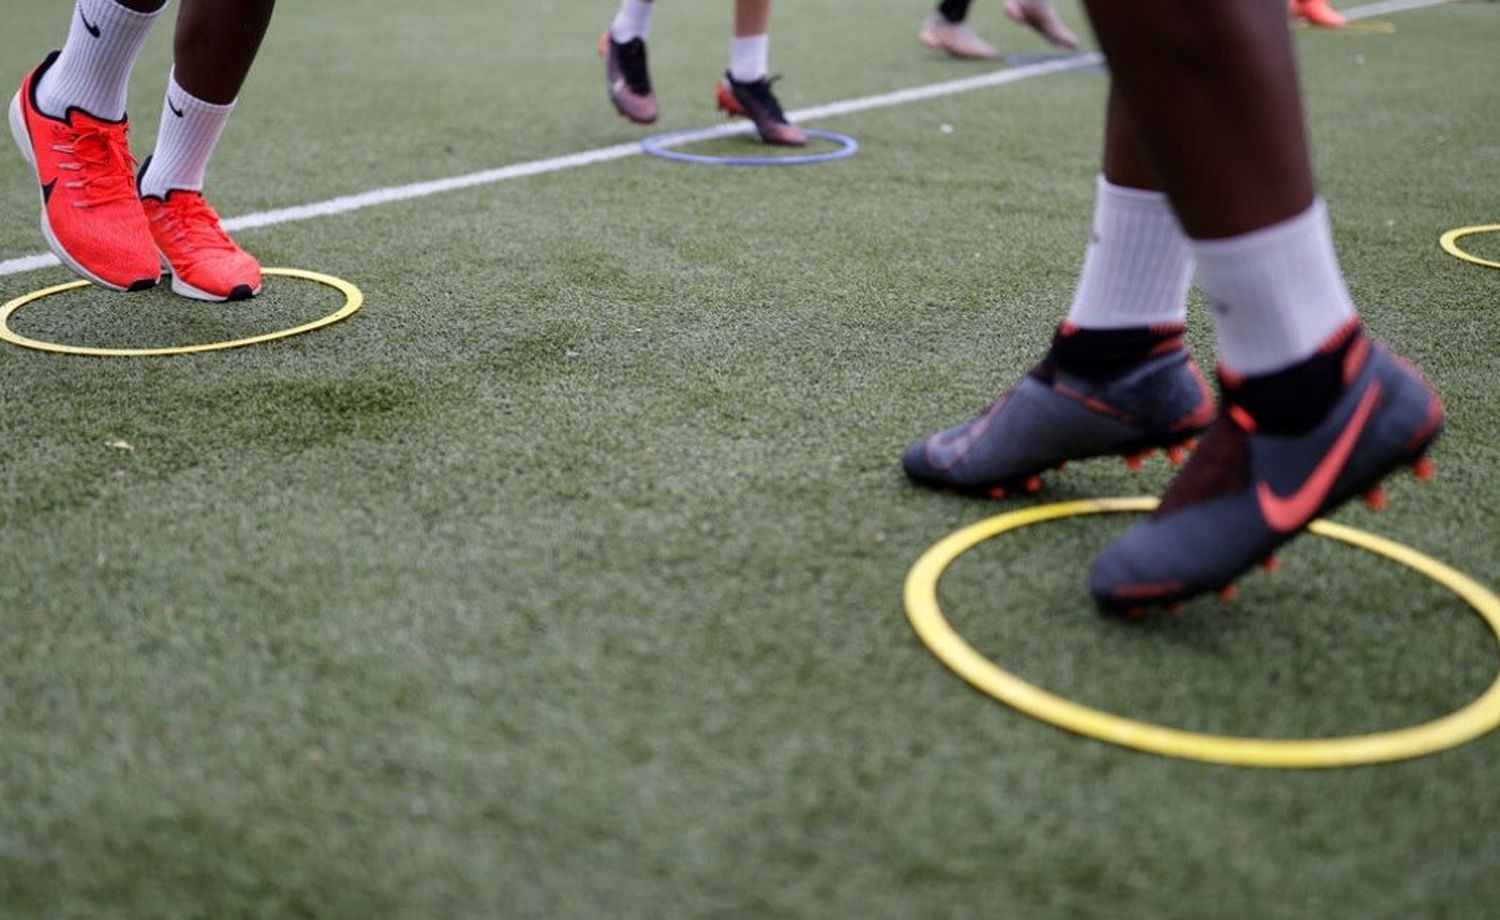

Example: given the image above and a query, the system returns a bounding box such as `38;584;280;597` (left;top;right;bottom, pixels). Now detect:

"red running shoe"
142;182;261;302
8;52;159;292
1291;0;1347;28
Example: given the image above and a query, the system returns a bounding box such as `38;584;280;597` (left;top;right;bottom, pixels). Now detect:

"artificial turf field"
2;0;1499;916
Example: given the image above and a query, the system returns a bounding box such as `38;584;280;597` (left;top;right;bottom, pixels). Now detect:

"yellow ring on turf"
1439;225;1500;271
0;267;362;357
904;496;1500;769
1297;19;1396;34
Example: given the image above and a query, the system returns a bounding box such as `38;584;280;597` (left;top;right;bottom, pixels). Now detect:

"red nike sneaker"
1090;330;1443;614
142;185;261;302
1291;0;1347;28
7;52;159;292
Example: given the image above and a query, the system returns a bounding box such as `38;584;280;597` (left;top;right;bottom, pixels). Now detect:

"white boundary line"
0;0;1449;280
0;54;1100;280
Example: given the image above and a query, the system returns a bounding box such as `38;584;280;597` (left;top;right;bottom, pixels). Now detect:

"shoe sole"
9;91;155;294
908;430;1202;500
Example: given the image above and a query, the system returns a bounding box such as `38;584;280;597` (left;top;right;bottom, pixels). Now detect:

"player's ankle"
1037;322;1187;382
1221;321;1364;435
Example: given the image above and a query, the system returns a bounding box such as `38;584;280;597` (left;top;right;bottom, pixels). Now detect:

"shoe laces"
731;75;790;124
614;38;652;94
149;194;238;256
52;120;139;208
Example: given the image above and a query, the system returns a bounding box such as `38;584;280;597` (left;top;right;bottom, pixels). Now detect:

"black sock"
1224;324;1363;435
937;0;973;24
1032;323;1186;383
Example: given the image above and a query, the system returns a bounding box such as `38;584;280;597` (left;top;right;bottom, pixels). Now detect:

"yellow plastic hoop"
1439;225;1500;271
904;496;1500;768
1297;19;1397;34
0;267;362;357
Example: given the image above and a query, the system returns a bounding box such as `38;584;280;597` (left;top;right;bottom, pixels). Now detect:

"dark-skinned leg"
138;0;274;301
1082;0;1312;238
172;0;276;104
1081;0;1444;611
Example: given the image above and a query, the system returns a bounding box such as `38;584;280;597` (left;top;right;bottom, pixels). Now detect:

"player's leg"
902;87;1213;497
138;0;274;301
715;0;806;146
602;0;658;125
1080;0;1442;610
9;0;167;290
919;0;1002;60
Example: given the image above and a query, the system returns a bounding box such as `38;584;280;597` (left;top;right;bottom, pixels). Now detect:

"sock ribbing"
610;0;655;42
35;0;166;121
139;70;235;198
1064;175;1194;330
728;34;770;83
1192;198;1357;376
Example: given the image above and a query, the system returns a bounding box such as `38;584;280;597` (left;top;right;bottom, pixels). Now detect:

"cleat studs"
1124;453;1145;472
1185;438;1199;451
1412;457;1436;482
1166;445;1187;466
1363;487;1388;511
1023;476;1043;494
1260;555;1282;573
1166;602;1184;616
1217;584;1237;601
987;486;1007;500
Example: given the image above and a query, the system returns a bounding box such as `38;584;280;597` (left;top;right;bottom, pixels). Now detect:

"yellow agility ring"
1296;19;1396;34
904;496;1500;769
0;267;361;357
1440;225;1500;271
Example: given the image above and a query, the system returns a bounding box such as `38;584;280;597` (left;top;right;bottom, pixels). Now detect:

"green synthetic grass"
2;1;1499;917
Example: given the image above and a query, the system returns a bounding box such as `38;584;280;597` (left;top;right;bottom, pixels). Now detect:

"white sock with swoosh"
139;70;235;199
35;0;166;122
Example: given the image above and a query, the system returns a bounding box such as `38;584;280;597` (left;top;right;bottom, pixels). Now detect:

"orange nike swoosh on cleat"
1256;381;1382;533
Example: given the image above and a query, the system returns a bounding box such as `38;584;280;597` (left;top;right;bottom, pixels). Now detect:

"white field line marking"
0;0;1450;279
1342;0;1446;20
0;54;1099;279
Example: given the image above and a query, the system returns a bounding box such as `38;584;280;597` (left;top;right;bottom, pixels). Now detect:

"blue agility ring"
641;129;858;166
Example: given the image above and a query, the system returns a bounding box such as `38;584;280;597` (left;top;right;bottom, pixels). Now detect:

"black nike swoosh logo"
41;178;57;203
80;9;101;38
168;98;185;118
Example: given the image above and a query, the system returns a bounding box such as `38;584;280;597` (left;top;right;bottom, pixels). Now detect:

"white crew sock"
35;0;166;122
1192;198;1356;376
610;0;656;42
729;34;770;83
1065;175;1194;329
138;70;235;198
